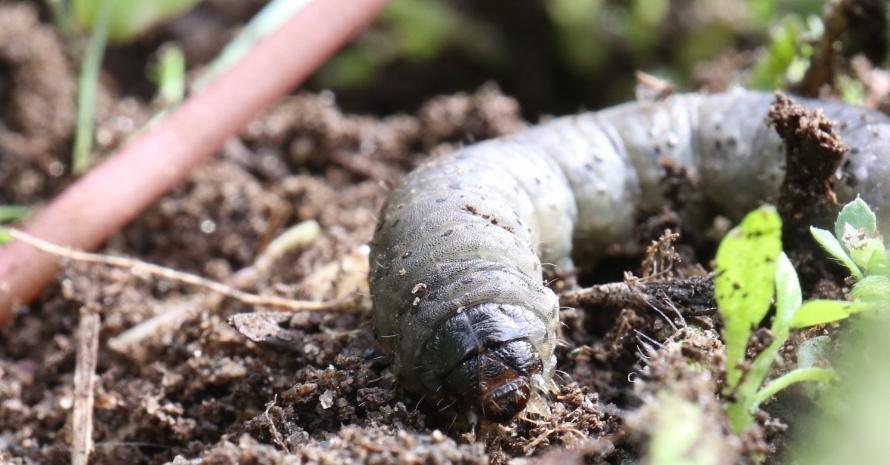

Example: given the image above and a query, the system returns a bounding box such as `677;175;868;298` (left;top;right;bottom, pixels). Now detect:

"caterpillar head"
420;303;547;422
445;338;543;422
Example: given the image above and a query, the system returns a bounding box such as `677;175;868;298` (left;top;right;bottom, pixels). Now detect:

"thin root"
5;228;361;313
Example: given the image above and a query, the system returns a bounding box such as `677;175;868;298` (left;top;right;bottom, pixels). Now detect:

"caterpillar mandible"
369;89;890;422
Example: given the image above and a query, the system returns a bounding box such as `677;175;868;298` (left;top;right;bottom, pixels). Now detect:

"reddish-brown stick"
0;0;390;324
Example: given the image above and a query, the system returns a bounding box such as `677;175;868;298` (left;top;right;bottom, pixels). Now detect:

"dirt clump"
0;3;76;202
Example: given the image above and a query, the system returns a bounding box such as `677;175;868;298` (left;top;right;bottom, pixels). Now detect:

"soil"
0;2;872;465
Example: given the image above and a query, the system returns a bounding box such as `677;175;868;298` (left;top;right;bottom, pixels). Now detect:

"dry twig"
5;228;360;313
71;306;100;465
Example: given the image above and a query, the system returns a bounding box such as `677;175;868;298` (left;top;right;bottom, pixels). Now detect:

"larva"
369;89;890;422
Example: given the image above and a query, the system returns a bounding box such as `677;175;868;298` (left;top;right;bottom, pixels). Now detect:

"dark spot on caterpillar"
442;229;454;237
462;203;515;234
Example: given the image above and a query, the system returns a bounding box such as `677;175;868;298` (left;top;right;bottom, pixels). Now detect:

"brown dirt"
0;3;75;203
770;92;846;241
3;84;640;464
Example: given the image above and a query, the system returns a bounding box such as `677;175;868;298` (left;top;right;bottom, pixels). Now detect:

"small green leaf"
752;367;836;412
773;252;802;337
810;226;862;279
0;228;10;245
748;16;804;90
151;44;186;105
835;197;877;240
790;300;871;328
716;205;783;388
841;225;886;272
73;0;201;43
728;252;802;433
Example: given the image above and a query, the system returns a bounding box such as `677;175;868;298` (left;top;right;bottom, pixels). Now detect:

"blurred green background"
308;0;841;117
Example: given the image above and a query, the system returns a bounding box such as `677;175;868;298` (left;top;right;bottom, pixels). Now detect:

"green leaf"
748;16;804;90
842;227;886;273
73;0;201;43
790;300;872;328
716;205;783;388
151;44;186;105
832;197;886;273
752;367;837;411
835;196;877;240
728;252;801;432
810;226;862;279
773;252;802;336
0;228;10;245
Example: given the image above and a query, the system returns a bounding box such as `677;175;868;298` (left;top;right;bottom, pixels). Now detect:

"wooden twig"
5;228;361;313
560;276;715;314
560;281;651;310
0;0;390;325
71;306;100;465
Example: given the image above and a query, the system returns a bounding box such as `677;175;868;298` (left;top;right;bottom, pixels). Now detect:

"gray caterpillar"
369;89;890;422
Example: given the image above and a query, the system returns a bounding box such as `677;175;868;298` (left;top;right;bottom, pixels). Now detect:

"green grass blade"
72;0;116;175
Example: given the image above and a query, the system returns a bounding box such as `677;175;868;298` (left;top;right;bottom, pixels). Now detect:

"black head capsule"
420;303;546;422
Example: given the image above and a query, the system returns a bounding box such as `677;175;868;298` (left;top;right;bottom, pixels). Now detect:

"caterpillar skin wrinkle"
369;90;890;422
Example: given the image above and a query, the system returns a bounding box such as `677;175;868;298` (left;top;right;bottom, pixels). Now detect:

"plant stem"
72;0;116;174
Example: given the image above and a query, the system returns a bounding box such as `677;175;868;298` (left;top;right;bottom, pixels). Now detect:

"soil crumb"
769;92;846;241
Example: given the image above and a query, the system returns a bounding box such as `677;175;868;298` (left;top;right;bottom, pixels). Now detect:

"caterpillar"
369;89;890;422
